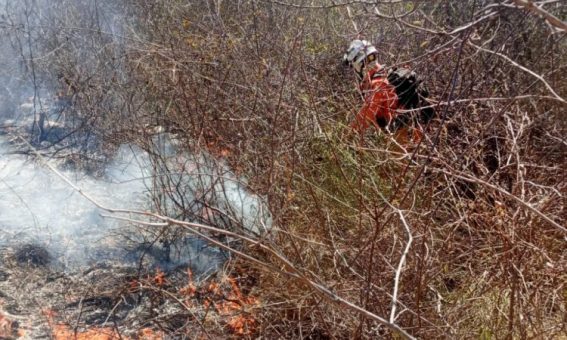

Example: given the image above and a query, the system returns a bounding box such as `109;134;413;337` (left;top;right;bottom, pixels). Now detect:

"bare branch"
433;166;566;234
510;0;567;32
390;210;413;323
469;42;565;103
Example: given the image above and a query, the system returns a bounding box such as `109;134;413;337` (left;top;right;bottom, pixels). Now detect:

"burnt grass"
0;121;249;338
0;243;234;338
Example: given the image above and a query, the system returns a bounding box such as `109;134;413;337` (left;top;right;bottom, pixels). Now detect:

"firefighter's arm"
351;97;377;133
351;84;390;133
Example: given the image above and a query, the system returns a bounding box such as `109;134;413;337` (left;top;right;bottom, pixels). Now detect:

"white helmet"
343;40;378;74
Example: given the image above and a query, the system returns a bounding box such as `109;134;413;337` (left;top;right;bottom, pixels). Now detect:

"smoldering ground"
0;2;272;337
0;114;271;338
0;98;271;266
0;0;271;272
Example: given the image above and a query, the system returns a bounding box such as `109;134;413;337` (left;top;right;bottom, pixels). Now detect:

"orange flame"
207;281;221;295
44;308;162;340
0;314;15;338
51;324;127;340
180;269;197;297
212;276;258;335
44;308;126;340
176;273;259;335
139;328;165;339
227;315;256;336
153;268;166;287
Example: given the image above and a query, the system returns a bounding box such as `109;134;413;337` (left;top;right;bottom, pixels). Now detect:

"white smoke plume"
0;104;270;274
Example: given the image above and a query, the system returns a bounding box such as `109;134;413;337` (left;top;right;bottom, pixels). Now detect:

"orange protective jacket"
351;64;399;133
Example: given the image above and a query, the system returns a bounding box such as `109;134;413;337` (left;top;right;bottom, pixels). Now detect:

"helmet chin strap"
354;57;376;81
353;63;364;79
355;68;364;82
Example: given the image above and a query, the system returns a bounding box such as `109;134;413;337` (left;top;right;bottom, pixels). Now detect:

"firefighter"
343;40;434;143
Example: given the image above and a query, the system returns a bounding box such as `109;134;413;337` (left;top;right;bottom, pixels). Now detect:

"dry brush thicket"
1;0;566;338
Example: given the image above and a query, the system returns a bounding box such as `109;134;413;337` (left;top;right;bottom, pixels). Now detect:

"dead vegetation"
0;0;566;338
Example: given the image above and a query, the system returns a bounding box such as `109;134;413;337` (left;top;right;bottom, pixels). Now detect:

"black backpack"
386;67;435;129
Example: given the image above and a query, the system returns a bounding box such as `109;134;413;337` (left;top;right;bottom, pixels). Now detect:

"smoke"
0;126;271;272
0;136;138;267
0;1;271;274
